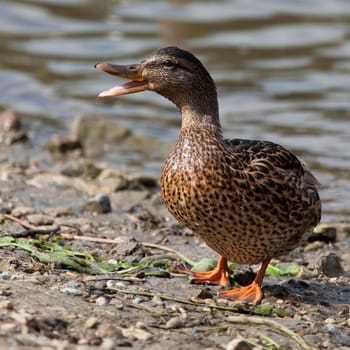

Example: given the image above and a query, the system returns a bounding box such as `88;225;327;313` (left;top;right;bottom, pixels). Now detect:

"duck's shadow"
263;278;350;305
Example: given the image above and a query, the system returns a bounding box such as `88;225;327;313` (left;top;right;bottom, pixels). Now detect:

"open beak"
95;63;148;98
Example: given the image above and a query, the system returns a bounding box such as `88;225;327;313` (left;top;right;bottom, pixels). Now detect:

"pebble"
151;296;164;306
226;338;253;350
326;324;350;346
164;317;184;329
0;109;21;131
27;214;54;226
318;253;345;277
47;134;83;157
97;168;130;192
96;324;122;338
304;240;325;252
310;224;337;243
100;338;115;350
0;272;12;280
135;321;146;329
0;300;14;310
109;299;124;309
84;317;99;329
132;296;143;304
324;317;335;324
194;287;213;299
121;327;152;341
95;296;109;306
128;173;158;188
46;207;73;217
11;206;36;217
0;323;17;332
60;286;82;296
339;223;350;236
83;194;111;214
106;280;126;289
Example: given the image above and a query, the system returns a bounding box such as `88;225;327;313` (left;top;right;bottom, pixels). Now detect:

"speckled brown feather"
161;123;321;265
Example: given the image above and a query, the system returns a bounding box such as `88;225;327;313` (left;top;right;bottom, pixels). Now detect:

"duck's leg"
218;257;271;305
182;256;232;286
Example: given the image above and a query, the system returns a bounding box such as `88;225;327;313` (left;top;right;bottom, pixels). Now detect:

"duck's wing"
223;138;321;226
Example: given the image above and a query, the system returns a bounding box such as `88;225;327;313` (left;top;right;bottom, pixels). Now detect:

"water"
0;0;349;222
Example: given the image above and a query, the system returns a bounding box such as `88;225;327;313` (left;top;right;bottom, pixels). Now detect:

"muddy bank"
0;113;349;350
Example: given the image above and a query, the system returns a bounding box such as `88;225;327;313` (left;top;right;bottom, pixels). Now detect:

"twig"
3;214;60;237
226;315;312;350
107;287;280;316
60;233;124;245
85;276;145;283
143;242;196;266
3;214;37;230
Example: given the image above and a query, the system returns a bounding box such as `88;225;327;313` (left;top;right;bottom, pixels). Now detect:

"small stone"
27;214;54;226
100;338;115;350
304;241;325;252
96;296;109;306
109;299;124;309
135;321;146;329
85;317;99;329
0;109;21;131
309;224;337;243
0;323;17;332
96;324;122;338
327;324;350;346
0;300;14;310
0;272;12;280
106;280;126;289
151;296;164;306
83;194;111;214
47;207;73;217
132;296;143;304
164;317;184;329
339;223;350;236
11;206;36;217
129;174;158;189
110;237;146;263
1;130;28;144
226;338;253;350
194;287;213;299
98;169;130;192
60;286;82;296
121;327;152;341
47;134;83;157
318;253;345;277
324;317;335;324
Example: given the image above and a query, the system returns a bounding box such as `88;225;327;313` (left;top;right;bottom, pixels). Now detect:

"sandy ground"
0;117;349;350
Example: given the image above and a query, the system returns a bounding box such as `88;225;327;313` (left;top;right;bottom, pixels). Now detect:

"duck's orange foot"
181;256;232;287
218;281;263;305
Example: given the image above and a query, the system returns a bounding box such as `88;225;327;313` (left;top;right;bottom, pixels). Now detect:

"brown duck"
95;47;321;304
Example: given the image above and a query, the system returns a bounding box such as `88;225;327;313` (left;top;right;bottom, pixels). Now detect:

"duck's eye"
163;59;174;68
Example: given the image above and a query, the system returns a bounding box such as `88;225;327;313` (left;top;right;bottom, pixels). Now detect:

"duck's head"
95;47;219;126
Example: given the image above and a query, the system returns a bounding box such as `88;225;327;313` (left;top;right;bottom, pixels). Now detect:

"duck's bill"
95;63;148;97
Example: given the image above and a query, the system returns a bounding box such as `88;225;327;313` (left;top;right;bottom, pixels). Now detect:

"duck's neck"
181;104;220;127
178;91;221;134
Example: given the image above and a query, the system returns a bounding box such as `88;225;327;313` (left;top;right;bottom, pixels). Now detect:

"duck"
95;46;321;304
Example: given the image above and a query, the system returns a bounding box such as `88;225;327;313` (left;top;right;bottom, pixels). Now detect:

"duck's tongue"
98;80;148;97
95;62;148;97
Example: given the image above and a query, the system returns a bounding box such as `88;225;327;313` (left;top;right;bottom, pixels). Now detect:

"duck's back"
161;127;321;265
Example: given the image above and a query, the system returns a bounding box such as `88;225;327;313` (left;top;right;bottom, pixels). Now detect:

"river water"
0;0;349;222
